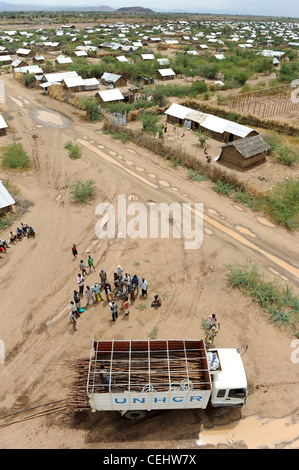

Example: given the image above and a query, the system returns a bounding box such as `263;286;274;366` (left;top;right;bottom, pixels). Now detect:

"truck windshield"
228;388;246;398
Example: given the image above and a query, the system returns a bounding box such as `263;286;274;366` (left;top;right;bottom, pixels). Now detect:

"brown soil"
0;72;298;449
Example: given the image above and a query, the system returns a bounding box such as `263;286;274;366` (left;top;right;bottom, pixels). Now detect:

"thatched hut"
216;135;270;169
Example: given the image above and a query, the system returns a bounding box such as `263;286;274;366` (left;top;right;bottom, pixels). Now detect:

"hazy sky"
4;0;299;18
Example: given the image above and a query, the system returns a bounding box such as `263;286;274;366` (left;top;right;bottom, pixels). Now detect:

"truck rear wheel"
124;410;147;420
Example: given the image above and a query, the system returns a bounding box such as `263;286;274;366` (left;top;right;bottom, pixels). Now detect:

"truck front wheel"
212;406;231;417
124;410;147;420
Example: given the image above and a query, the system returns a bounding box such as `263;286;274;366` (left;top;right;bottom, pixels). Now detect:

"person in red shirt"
123;297;131;315
72;244;78;259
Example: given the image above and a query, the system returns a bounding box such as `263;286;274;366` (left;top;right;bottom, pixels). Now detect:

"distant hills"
0;2;115;10
116;6;154;14
0;3;155;13
0;2;296;17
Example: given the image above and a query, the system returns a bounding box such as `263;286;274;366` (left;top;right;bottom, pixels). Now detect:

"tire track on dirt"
77;139;299;282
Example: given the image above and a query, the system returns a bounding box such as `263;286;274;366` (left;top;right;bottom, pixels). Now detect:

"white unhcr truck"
85;339;249;420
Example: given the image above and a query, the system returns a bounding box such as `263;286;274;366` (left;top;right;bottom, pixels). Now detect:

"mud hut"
216;134;269;169
101;73;127;88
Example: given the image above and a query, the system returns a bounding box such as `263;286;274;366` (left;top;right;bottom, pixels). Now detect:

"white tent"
0;180;16;210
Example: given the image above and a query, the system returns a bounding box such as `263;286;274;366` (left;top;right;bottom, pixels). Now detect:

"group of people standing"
69;246;153;331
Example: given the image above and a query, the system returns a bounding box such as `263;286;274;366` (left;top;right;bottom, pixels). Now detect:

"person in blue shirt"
132;274;139;295
92;283;102;302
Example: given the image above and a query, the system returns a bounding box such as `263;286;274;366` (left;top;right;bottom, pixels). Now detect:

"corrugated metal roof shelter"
157;68;176;80
101;72;121;83
0;180;16;210
14;65;43;74
200;114;257;141
11;58;27;68
199;114;228;135
42;71;78;83
0;55;12;63
141;53;155;60
116;55;128;62
101;72;127;87
157;58;169;65
63;76;85;89
165;103;258;142
185;110;208;125
55;56;73;64
224;121;256;139
96;88;124;103
74;50;88;57
16;48;33;57
165;103;193;123
40;81;61;90
83;78;100;90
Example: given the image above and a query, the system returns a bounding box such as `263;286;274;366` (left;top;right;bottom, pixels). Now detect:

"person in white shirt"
208;314;220;329
77;273;85;296
117;265;124;280
85;286;96;306
123;273;131;286
109;300;118;321
68;301;78;330
140;278;148;298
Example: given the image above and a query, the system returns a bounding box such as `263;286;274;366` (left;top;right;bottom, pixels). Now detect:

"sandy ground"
0;73;298;450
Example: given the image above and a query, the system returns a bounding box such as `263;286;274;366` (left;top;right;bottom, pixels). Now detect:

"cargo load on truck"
68;339;248;418
86;339;212;412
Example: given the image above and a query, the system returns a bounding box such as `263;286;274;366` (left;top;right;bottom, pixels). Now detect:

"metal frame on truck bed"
87;339;213;412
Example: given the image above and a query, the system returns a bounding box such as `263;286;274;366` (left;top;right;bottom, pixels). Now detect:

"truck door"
212;388;247;407
227;388;247;405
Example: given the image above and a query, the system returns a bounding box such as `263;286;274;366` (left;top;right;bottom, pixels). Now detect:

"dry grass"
103;119;245;190
48;84;68;102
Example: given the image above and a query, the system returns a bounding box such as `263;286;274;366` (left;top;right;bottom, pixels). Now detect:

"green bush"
21;73;36;87
111;132;131;143
1;143;31;170
64;141;82;159
265;134;298;166
225;260;298;333
196;131;210;145
187;169;208;182
263;179;299;230
275;146;298;166
78;96;102;122
212;179;235;196
69;179;96;205
139;113;160;135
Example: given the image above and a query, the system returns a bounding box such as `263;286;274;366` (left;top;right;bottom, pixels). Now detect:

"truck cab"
208;348;249;408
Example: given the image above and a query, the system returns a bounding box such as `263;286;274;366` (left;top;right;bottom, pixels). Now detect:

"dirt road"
0;74;298;449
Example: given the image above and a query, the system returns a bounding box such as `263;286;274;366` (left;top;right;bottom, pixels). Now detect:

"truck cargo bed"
87;339;211;395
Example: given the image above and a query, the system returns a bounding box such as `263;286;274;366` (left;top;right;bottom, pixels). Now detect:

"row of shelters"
165;103;269;169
